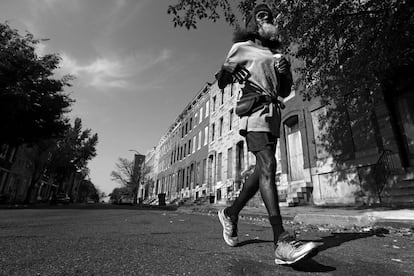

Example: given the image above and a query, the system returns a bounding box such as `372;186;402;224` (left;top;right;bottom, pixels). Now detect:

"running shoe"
274;231;318;265
218;209;238;247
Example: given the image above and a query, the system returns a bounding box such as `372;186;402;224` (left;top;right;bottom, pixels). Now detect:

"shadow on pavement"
291;252;336;273
290;227;389;273
237;239;336;272
236;239;273;247
312;227;389;253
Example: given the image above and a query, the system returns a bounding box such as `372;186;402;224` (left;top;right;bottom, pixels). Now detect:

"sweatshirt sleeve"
216;43;242;89
224;43;242;64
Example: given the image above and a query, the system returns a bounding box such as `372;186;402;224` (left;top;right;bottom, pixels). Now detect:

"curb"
179;206;414;229
294;213;374;227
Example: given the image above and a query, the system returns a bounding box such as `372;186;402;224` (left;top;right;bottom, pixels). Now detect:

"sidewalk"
178;203;414;229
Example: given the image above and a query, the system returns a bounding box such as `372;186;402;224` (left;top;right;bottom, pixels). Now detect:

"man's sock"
224;207;238;224
269;215;285;245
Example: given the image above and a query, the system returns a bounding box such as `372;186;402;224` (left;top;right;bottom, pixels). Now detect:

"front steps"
286;181;313;207
382;170;414;207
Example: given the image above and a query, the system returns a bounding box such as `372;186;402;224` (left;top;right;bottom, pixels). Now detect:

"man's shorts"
246;131;277;153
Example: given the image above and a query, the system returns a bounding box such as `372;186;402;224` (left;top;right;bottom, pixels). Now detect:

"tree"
168;0;413;103
23;117;98;203
109;187;130;204
0;21;75;146
48;118;98;190
78;179;99;203
22;139;58;203
110;157;140;203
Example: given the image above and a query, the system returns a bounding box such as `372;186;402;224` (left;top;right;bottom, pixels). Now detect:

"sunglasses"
255;11;270;20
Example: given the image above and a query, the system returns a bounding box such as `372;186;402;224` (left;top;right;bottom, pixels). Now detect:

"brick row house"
142;70;414;207
146;84;211;204
0;143;86;204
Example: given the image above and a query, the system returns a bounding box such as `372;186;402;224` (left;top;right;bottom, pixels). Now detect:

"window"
0;144;9;159
204;126;208;145
347;94;379;155
186;167;190;188
196;161;201;186
194;113;198;128
189;117;192;130
205;100;209;117
198;131;202;149
220;89;224;105
190;164;194;187
212;123;215;141
311;108;329;159
219;117;224;137
199;107;203;124
311;105;355;160
217;152;222;181
212;96;216;112
227;147;233;179
397;92;414;155
202;158;207;183
193;136;196;153
188;140;191;156
229;109;234;130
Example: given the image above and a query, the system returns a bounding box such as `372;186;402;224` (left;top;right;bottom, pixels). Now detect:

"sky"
0;0;236;195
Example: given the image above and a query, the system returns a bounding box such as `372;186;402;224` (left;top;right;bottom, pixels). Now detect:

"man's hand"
275;56;293;98
232;65;250;84
276;56;290;75
216;63;250;89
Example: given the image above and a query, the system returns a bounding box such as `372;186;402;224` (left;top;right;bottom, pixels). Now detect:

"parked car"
86;198;95;204
55;193;70;204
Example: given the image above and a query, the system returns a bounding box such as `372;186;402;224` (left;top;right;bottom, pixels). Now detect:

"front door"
285;116;304;181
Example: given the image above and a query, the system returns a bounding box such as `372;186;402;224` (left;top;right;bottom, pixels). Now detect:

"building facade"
145;68;414;207
151;83;211;203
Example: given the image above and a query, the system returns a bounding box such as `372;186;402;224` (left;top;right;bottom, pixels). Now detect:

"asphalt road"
0;207;413;275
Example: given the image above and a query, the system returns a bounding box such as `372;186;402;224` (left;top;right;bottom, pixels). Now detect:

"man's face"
255;11;272;26
255;10;278;41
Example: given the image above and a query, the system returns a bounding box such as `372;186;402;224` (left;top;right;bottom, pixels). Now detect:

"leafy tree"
110;157;140;203
0;21;74;145
109;187;130;204
78;179;99;203
22;139;58;203
48;118;98;189
168;0;413;104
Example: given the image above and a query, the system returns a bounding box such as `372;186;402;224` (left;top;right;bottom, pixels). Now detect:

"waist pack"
236;94;283;117
235;93;261;117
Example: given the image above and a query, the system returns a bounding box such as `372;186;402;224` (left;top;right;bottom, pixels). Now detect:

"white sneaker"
218;209;238;247
274;232;318;265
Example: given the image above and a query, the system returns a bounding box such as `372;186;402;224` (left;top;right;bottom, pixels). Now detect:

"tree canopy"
168;0;413;107
0;21;74;145
78;179;99;203
48;118;98;185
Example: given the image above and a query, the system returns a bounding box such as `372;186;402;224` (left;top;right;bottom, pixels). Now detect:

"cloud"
57;48;173;90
